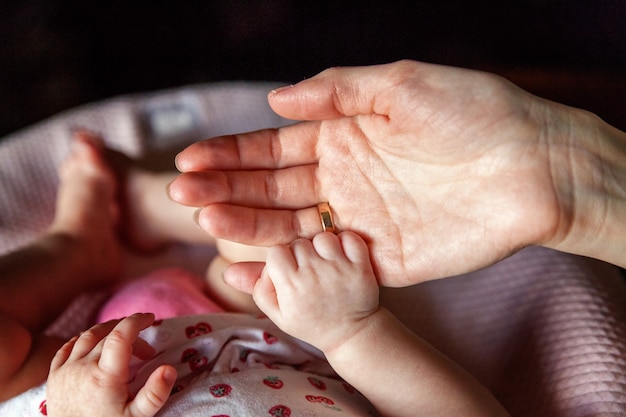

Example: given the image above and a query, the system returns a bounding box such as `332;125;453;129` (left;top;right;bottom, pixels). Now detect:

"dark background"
0;0;625;139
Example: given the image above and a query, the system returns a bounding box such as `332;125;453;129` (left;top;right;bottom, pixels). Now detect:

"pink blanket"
1;82;624;416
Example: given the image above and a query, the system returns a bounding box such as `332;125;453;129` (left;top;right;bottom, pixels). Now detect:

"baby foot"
100;149;172;253
50;131;123;284
66;133;177;253
55;131;219;260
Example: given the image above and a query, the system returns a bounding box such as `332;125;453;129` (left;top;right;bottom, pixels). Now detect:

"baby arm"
0;316;64;402
46;313;176;417
253;232;510;417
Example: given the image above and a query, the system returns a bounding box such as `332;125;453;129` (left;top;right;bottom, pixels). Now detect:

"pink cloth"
97;268;225;323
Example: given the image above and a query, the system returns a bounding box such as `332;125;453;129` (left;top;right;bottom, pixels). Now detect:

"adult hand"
170;60;626;286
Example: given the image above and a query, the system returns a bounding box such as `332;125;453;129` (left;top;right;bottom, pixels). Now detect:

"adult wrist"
545;105;626;267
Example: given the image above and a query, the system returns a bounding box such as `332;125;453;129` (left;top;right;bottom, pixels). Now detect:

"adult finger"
168;164;320;209
267;61;423;120
98;313;155;377
195;204;325;245
175;122;320;172
223;261;266;294
217;239;268;262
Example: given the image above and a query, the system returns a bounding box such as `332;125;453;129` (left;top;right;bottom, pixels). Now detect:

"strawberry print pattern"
308;376;327;390
209;383;232;398
23;315;375;417
185;321;211;338
306;394;335;405
181;347;198;362
189;355;208;371
263;376;284;389
268;404;291;416
38;400;47;415
263;331;278;344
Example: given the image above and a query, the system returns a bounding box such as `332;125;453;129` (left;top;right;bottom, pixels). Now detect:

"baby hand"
46;313;176;417
253;231;380;353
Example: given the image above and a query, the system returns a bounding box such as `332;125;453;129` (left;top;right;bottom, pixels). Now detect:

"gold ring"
317;202;337;233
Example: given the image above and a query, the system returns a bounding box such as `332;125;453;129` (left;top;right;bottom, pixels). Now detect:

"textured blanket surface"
1;82;625;416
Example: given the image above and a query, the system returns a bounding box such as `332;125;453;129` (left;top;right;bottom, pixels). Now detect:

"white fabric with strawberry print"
3;313;378;417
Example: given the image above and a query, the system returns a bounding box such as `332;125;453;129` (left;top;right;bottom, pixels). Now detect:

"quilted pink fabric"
1;83;624;416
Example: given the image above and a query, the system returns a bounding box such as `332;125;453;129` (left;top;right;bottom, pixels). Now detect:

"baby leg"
0;132;125;331
0;132;127;399
122;168;217;250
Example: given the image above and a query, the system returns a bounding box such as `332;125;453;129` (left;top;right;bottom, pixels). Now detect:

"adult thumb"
267;61;403;121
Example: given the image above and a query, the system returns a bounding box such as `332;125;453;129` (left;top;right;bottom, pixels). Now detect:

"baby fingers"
68;319;121;360
98;313;156;378
49;335;79;371
128;365;177;417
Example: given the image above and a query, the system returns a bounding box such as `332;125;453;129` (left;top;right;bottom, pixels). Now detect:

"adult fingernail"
268;85;294;97
193;208;203;228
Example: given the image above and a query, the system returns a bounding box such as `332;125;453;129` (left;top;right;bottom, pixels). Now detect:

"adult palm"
171;61;570;287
